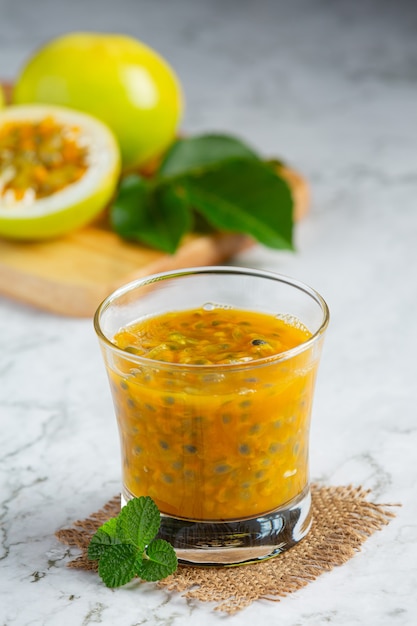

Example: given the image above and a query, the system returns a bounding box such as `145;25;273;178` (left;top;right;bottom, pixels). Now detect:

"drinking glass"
94;266;329;566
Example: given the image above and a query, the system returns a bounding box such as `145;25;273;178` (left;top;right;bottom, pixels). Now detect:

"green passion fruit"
13;32;184;170
0;104;121;240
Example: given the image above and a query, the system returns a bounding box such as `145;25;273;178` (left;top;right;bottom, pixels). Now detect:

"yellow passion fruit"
0;104;121;240
13;32;184;170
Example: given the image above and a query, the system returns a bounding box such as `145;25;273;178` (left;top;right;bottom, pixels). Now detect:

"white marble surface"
1;0;417;624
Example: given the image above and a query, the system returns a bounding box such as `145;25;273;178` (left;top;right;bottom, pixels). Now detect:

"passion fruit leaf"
158;133;260;178
110;174;148;233
112;130;294;253
174;158;294;250
111;174;191;254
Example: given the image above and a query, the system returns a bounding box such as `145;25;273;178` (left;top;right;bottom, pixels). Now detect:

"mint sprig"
87;496;178;588
110;133;294;254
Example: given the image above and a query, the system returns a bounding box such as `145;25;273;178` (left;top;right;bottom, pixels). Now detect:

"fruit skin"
0;85;4;109
0;104;121;240
13;32;184;170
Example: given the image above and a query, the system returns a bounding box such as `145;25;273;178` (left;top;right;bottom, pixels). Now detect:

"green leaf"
87;496;178;588
97;543;138;588
176;158;294;250
110;174;191;254
110;174;148;236
136;539;178;582
158;134;260;178
111;132;296;254
117;496;160;552
87;518;119;561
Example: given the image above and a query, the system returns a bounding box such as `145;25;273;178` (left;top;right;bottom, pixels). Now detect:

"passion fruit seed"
0;116;89;205
0;104;121;240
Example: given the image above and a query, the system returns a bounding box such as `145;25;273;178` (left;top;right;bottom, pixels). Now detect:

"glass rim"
94;266;330;370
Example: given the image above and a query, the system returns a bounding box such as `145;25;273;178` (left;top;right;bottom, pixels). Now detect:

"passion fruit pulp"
0;104;121;240
13;32;184;170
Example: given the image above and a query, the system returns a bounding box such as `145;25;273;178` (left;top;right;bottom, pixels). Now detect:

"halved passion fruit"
0;104;121;240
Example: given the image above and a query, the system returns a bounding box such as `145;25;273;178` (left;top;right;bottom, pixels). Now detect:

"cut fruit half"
0;104;121;240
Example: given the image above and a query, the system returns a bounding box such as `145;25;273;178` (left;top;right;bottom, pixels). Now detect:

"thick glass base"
122;486;312;567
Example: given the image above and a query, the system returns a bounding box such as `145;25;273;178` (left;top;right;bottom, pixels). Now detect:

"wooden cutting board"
0;167;309;317
0;83;309;316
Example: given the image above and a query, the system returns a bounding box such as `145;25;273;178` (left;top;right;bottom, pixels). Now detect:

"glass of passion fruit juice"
94;266;329;566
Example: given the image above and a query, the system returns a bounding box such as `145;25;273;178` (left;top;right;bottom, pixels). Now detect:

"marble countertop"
1;0;416;624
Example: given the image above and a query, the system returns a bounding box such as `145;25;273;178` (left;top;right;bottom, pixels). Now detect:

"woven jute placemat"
55;484;397;614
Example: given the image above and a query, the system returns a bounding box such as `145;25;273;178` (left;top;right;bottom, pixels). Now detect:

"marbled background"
1;0;416;624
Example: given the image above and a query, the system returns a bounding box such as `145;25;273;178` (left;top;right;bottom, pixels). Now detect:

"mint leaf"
117;496;160;552
97;543;138;588
110;174;191;254
177;158;294;250
158;133;260;178
88;496;178;588
87;518;119;560
136;539;178;582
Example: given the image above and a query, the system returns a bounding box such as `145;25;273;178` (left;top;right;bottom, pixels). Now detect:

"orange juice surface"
109;307;318;521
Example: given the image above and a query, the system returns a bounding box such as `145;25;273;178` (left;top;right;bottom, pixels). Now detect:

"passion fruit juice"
109;306;318;521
